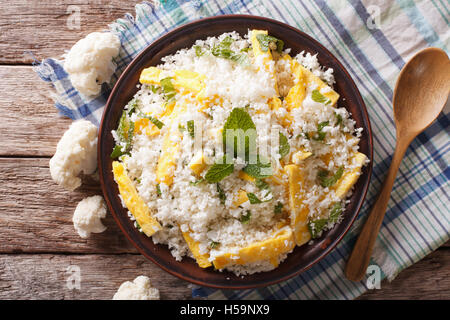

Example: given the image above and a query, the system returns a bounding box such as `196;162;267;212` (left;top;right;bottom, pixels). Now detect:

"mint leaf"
311;89;331;105
279;132;290;159
274;201;283;214
255;34;284;53
204;156;234;183
216;183;226;204
255;178;270;190
247;192;262;204
210;241;220;249
308;202;342;238
329;202;342;223
243;155;272;178
156;183;162;196
110;145;125;159
187;120;195;138
150;85;160;94
240;210;252;224
189;178;205;186
223;108;257;160
160;77;176;102
194;45;204;57
335;113;343;127
312;121;329;141
114;110;134;157
211;36;250;66
317;166;344;187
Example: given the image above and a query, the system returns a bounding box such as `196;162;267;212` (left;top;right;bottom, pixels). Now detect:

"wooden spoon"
345;48;450;282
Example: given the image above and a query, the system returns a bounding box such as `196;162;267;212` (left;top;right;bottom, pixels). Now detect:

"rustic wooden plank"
358;248;450;300
0;249;448;300
0;0;137;64
0;65;71;157
0;157;137;253
0;254;192;300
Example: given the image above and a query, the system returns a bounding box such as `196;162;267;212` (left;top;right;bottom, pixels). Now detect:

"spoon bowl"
393;48;450;140
345;47;450;282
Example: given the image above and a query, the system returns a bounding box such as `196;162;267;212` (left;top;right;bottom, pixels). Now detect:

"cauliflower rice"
111;30;368;276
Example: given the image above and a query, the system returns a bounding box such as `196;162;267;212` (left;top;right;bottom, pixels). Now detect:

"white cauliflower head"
49;120;98;191
113;276;160;300
64;32;120;96
73;195;107;238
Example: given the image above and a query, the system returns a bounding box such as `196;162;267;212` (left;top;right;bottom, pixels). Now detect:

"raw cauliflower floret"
64;32;120;96
49;120;98;191
72;195;107;238
113;276;160;300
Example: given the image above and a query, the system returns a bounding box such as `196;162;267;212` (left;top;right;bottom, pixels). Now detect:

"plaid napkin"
34;0;449;300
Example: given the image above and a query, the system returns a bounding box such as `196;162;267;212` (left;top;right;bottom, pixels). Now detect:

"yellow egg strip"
212;227;295;270
181;229;212;268
112;161;162;237
285;164;311;246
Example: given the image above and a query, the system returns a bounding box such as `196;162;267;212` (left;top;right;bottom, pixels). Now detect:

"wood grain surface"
0;0;448;300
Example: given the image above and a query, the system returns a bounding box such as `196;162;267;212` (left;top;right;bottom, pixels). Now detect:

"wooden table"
0;0;448;300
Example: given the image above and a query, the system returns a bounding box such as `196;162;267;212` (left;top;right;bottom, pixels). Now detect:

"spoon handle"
345;140;410;282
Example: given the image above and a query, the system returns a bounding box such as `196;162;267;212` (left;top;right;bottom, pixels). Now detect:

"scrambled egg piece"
333;152;367;199
181;229;212;268
213;227;295;269
112;161;162;237
285;164;311;246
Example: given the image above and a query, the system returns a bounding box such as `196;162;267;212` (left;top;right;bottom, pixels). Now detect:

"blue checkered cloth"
34;0;449;299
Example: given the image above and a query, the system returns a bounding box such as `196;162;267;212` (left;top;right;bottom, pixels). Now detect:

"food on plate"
64;32;120;96
110;30;368;275
112;275;160;300
49;120;98;191
72;195;107;238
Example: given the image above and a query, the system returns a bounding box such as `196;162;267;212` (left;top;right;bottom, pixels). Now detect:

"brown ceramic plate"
98;15;373;289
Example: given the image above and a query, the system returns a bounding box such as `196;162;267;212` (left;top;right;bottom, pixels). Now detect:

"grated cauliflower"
72;195;107;238
64;32;120;96
112;276;160;300
49;120;98;191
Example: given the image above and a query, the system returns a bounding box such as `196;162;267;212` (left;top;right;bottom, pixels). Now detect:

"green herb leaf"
308;202;343;238
317;166;344;188
156;183;162;196
178;124;186;133
187;120;195;138
329;202;342;223
308;218;328;239
204;156;234;183
160;77;177;102
135;220;141;230
240;210;252;224
216;183;226;204
247;192;262;204
255;34;284;53
242;155;272;179
210;241;221;249
149;116;164;129
274;201;283;214
110;145;125;159
335;113;343;127
312;121;329;141
255;178;270;190
189;178;205;186
150;85;160;94
194;45;204;57
311;89;331;105
222;108;257;159
279;132;290;159
128;99;139;115
211;36;250;66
